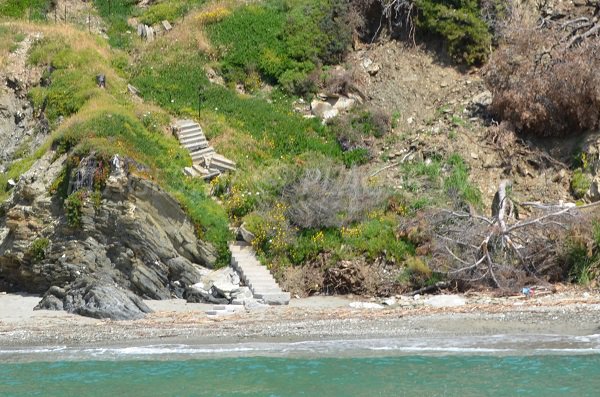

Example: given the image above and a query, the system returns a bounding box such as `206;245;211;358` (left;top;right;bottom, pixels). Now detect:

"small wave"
2;334;600;362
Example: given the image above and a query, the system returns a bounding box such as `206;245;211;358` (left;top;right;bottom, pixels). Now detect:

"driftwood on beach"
428;180;600;291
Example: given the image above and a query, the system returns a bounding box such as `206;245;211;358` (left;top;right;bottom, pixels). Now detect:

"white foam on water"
2;334;600;362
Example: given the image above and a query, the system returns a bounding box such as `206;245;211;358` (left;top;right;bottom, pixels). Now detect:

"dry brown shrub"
483;8;600;136
283;166;388;229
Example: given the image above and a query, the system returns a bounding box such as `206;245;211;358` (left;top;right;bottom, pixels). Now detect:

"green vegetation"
208;0;351;94
28;238;50;262
416;0;492;65
571;169;591;199
444;153;482;208
23;28;231;264
0;0;51;20
564;222;600;285
139;0;204;25
399;154;482;210
64;190;85;227
92;0;137;49
0;0;492;288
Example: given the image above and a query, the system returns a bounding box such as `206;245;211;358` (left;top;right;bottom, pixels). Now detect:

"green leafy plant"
65;190;86;228
571;169;591;199
28;238;50;262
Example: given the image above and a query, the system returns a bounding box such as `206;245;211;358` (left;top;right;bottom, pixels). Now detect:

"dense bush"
416;0;492;65
208;0;352;94
483;11;600;136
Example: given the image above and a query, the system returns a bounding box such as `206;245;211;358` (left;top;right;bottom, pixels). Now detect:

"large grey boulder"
36;279;152;320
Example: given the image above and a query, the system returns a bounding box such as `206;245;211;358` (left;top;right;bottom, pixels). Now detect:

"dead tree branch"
428;180;599;291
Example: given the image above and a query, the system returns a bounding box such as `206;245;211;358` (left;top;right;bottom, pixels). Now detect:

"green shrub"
416;0;492;65
65;190;86;227
208;0;351;94
28;238;50;262
342;148;370;166
571;169;591;199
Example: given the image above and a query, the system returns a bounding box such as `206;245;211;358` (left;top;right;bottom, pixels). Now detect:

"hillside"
0;0;599;318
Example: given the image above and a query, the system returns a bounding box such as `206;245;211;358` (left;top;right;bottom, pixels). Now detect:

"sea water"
2;335;600;396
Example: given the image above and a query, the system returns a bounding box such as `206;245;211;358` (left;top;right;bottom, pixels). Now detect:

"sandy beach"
1;288;599;352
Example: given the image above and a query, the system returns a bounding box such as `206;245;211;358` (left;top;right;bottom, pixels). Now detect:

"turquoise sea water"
2;336;600;396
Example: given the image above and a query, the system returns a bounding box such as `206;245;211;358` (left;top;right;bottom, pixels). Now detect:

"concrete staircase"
229;242;291;305
172;119;236;180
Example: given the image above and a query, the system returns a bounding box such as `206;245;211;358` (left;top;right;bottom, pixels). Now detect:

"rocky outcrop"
0;153;217;319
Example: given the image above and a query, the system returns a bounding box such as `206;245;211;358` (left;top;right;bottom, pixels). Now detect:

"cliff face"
0;153;216;320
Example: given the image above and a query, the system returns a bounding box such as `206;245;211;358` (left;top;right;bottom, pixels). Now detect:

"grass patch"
0;0;51;20
92;0;137;49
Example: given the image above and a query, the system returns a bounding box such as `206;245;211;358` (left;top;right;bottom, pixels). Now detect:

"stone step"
227;242;290;305
182;140;209;152
207;154;236;172
192;164;209;175
178;130;206;142
174;119;196;129
191;147;216;162
201;169;221;181
177;128;206;142
183;166;200;177
254;292;291;305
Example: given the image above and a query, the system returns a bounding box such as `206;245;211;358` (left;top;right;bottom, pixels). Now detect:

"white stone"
424;294;466;308
349;301;384;309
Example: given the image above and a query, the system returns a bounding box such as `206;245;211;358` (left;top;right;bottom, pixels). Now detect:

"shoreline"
1;290;599;353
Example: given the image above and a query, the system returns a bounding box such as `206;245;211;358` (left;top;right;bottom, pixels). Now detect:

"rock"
362;58;380;76
238;223;255;243
424;294;466;308
127;84;140;96
586;177;600;202
161;20;172;31
185;267;240;303
310;99;338;120
137;24;144;37
349;301;384;309
185;282;229;304
382;297;396;306
36;279;152;320
96;74;106;88
331;95;356;111
471;90;492;108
